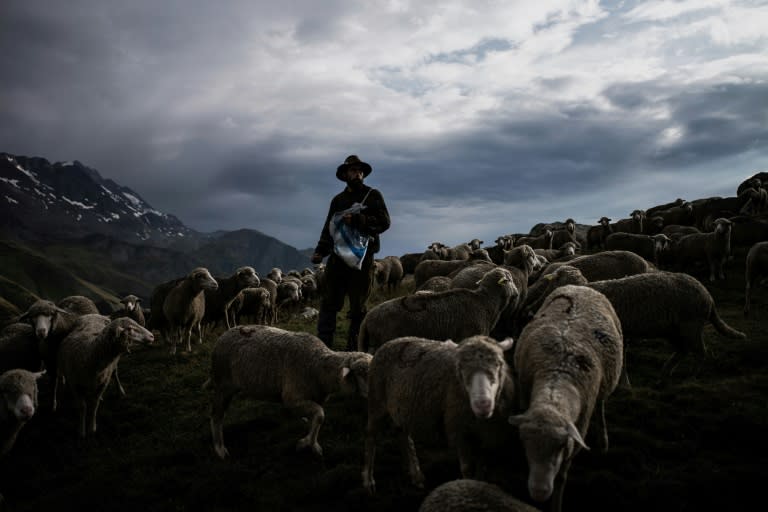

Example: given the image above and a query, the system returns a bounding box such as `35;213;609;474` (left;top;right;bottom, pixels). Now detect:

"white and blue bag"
329;190;373;270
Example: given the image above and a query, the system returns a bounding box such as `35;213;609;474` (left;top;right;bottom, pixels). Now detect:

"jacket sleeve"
354;188;391;236
314;198;336;256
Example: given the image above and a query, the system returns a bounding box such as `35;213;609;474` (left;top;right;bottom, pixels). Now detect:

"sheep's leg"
196;322;204;345
619;345;632;390
399;430;425;489
745;278;753;316
211;389;235;459
293;400;324;457
595;400;609;453
77;398;87;438
185;326;193;352
89;384;109;434
362;409;390;495
52;373;61;412
707;254;716;282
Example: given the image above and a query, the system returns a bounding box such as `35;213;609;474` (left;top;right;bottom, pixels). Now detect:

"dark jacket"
314;184;390;257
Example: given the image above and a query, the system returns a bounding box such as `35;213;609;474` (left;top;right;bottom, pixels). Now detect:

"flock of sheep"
1;174;767;511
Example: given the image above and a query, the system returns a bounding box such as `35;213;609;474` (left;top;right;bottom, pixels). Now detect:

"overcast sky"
1;0;767;256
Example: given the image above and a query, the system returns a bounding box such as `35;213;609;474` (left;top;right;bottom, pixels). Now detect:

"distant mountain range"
0;152;311;309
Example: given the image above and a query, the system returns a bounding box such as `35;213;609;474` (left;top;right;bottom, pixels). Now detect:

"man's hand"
311;252;324;264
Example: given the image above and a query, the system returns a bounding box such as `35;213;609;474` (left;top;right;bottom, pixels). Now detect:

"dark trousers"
317;252;375;350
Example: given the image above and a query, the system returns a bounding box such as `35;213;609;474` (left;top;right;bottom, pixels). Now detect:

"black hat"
336;155;372;181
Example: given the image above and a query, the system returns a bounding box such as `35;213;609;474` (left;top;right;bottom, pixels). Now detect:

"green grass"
1;264;766;512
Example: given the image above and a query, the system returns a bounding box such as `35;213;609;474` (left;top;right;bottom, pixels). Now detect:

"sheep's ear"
566;421;589;451
33;370;46;380
498;338;514;351
444;339;457;347
341;367;351;380
17;311;29;321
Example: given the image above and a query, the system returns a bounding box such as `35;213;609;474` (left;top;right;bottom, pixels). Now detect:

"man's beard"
348;178;364;190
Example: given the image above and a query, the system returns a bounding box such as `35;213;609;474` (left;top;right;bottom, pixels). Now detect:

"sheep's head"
120;295;141;312
561;242;577;256
509;408;588;503
653;234;672;253
235;266;260;289
17;300;69;341
599;217;611;226
340;353;373;398
267;268;283;284
714;218;732;235
0;369;45;423
190;268;218;291
455;336;514;418
564;218;576;233
112;317;154;353
468;238;484;250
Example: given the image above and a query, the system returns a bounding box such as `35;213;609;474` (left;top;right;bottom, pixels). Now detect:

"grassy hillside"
0;257;766;512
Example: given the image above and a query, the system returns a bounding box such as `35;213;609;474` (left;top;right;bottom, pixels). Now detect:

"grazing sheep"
57;296;100;316
374;255;404;291
163;267;219;354
586;217;612;251
605;233;671;267
509;285;623;512
413;250;492;289
542;250;654;282
358;268;517;353
0;323;42;375
205;325;372;459
203;267;260;331
1;369;45;455
55;316;154;437
520;267;746;382
227;287;272;326
415;275;453;294
745;241;768;316
109;295;146;327
672;218;732;281
419;479;541;512
362;335;515;494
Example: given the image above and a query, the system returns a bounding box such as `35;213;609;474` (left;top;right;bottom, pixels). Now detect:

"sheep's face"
562;243;576;256
191;268;218;291
114;319;155;352
340;354;372;398
121;295;140;312
19;300;63;340
456;337;512;419
509;412;587;504
236;267;260;289
0;370;44;422
267;268;283;284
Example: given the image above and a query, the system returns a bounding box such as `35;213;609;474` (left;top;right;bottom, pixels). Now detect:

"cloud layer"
1;0;766;256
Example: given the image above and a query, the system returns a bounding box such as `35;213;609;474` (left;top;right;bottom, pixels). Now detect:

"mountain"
0;152;311;306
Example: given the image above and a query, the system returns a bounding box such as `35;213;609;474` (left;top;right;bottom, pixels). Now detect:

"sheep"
299;274;318;303
486;235;515;264
399;252;424;275
374;255;404;292
362;335;515;494
415;275;453;294
202;266;261;331
266;267;283;284
550;219;578;250
541;250;655;282
661;224;701;241
534;242;578;263
419;479;541;512
413;250;492;289
645;198;686;218
586;217;612;251
0;323;42;375
515;230;553;250
55;316;154;437
509;285;623;512
468;238;484;250
690;196;747;230
745;241;768;316
672;217;732;281
57;295;100;316
276;279;302;320
258;278;279;325
227;287;272;326
1;369;45;456
162;267;219;354
358;267;517;354
520;266;746;382
605;232;671;267
728;215;768;249
204;325;372;459
109;295;146;327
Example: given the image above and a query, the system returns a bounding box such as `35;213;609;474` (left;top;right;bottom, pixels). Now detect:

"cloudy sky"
1;0;767;256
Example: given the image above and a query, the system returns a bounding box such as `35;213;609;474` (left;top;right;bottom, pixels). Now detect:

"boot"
317;309;337;348
346;312;365;352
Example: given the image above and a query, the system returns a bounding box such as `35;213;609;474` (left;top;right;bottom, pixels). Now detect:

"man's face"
345;166;364;182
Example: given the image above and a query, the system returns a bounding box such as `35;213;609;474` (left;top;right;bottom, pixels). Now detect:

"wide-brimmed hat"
336;155;372;181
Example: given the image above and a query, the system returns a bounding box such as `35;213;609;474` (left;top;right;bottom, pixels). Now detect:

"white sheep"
55;315;155;437
362;335;515;495
509;285;623;512
204;325;372;459
1;369;45;455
